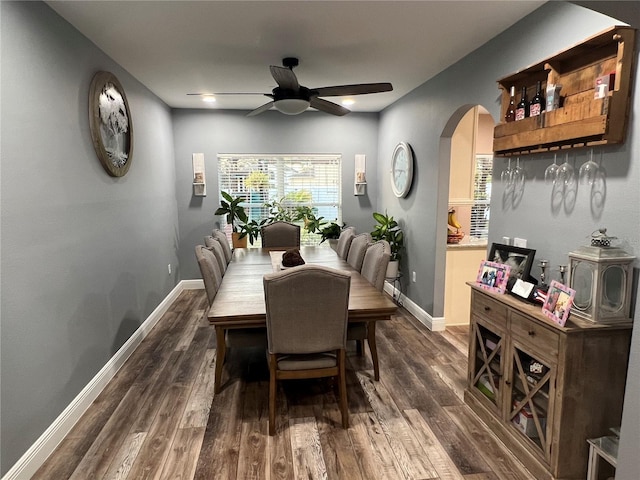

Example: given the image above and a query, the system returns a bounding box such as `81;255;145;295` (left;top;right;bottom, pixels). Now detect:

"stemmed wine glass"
501;158;513;185
545;154;559;184
511;157;525;189
579;148;599;185
556;152;575;186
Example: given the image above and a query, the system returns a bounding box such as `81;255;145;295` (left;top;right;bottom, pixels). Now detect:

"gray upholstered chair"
204;235;227;274
335;226;356;260
263;265;351;435
212;229;233;263
346;233;372;271
260;221;300;249
347;240;391;381
195;245;267;389
195;245;223;305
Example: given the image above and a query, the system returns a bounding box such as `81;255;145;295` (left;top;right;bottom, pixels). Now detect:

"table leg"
367;321;380;381
214;326;226;394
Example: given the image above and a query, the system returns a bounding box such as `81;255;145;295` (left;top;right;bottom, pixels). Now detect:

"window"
217;154;342;246
469;154;493;239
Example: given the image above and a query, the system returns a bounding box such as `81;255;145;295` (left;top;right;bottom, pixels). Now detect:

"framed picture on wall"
488;243;536;281
476;260;511;294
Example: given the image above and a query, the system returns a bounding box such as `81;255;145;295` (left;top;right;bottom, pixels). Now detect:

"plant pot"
386;260;399;279
327;238;338;252
232;232;247;249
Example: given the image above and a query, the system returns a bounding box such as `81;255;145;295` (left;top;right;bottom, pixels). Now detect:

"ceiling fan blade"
312;82;393;97
247;101;275;117
309;97;350;116
270;66;299;90
187;92;266;96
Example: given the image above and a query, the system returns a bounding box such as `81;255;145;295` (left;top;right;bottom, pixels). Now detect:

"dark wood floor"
33;289;534;480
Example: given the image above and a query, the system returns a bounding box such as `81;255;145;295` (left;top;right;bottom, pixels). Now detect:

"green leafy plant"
371;211;404;261
237;219;263;245
214;191;248;232
319;222;342;243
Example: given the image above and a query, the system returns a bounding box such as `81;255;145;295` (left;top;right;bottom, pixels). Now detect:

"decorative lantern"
568;229;636;324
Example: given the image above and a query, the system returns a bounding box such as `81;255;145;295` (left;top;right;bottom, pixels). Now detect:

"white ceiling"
47;0;546;114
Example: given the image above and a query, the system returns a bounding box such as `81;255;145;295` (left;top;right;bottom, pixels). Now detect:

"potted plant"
214;191;249;248
237;219;263;246
371;211;404;278
319;222;343;250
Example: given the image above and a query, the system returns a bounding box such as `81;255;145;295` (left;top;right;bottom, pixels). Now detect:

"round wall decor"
89;71;133;177
391;141;414;198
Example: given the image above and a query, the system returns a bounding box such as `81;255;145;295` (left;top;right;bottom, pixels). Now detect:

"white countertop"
447;237;487;250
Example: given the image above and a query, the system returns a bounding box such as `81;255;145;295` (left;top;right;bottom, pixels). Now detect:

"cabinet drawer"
472;292;507;329
510;311;559;358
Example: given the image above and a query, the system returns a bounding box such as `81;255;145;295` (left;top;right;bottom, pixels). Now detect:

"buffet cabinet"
465;284;631;479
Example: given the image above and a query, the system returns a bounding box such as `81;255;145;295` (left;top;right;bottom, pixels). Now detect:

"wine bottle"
505;86;516;123
530;81;545;117
515;86;529;121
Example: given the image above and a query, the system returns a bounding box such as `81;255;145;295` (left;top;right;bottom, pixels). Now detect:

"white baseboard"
2;281;195;480
383;281;445;331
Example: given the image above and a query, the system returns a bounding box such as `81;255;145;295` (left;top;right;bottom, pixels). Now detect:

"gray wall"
377;2;639;478
172;109;379;279
0;2;179;474
2;1;639;479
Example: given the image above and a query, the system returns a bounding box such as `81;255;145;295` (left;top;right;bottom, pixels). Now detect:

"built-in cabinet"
465;284;631;479
493;26;636;156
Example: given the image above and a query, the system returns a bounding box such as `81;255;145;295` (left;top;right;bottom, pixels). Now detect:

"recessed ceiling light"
341;98;355;106
202;95;216;103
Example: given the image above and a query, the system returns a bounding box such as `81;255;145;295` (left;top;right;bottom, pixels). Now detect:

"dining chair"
204;235;228;274
261;221;300;248
346;233;372;271
335;226;356;260
347;240;391;381
263;265;351;435
195;245;223;305
211;229;233;263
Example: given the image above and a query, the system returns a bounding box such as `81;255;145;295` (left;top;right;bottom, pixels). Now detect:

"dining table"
207;245;398;392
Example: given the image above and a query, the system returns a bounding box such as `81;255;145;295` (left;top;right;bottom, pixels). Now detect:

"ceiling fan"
188;57;393;117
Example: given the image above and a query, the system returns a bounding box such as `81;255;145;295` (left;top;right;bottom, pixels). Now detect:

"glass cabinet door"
507;342;556;461
469;318;505;412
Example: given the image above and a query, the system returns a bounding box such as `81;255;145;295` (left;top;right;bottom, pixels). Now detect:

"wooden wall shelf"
493;26;636;156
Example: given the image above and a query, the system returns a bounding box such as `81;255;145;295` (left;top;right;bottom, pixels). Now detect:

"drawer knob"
484;306;491;311
505;380;511;386
528;330;535;336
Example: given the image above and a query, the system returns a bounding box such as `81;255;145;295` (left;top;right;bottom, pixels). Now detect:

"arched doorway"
434;105;495;328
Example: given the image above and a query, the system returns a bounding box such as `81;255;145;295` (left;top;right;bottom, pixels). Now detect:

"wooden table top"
207;246;398;326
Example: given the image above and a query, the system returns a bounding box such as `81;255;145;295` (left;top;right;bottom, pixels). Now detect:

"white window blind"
217;154;342;246
470;154;493;239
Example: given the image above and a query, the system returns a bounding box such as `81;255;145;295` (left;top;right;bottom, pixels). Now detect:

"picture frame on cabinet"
488;243;536;281
476;260;511;294
542;280;575;327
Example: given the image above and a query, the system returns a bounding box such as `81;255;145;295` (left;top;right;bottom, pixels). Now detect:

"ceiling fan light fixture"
202;95;216;103
341;98;355;106
274;98;310;115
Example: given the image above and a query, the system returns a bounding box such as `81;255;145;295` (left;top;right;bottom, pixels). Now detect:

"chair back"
261;221;300;248
361;240;391;291
212;229;233;263
263;265;350;355
204;236;227;274
195;245;223;305
336;227;356;260
346;233;372;271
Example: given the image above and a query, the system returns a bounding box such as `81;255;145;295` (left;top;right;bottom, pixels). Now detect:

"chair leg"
338;349;349;429
268;354;277;436
356;339;364;356
366;321;380;381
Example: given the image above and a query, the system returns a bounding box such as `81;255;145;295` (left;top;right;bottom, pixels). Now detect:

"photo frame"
542;280;575;327
89;71;134;177
476;260;511;294
488;243;536;281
